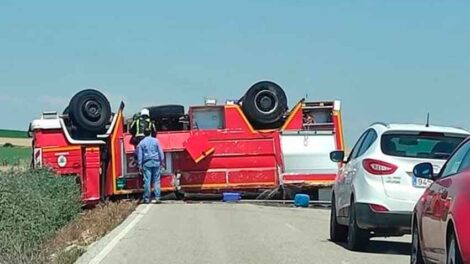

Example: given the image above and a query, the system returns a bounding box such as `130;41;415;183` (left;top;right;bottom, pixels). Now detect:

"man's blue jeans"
142;160;161;203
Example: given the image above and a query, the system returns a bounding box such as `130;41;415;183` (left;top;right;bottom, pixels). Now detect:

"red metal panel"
228;169;277;185
179;169;277;190
168;112;284;192
124;152;139;175
283;113;303;130
210;139;275;156
42;148;82;175
34;129;70;148
107;110;124;196
158;132;191;152
180;171;227;187
112;103;285;194
183;134;215;163
282;102;304;131
174;153;277;171
82;147;101;203
332;112;345;151
123;174;174;192
282;173;336;182
123;133;135;154
123;178;141;190
161;174;174;191
195;129;277;141
223;105;255;132
123;132;191;154
208;156;277;169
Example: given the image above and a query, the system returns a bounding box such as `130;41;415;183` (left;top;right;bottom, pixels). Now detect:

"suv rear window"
381;132;467;160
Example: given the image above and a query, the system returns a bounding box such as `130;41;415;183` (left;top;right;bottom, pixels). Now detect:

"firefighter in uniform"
130;109;157;146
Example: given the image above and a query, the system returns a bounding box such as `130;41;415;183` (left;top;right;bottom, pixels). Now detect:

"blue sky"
1;1;469;146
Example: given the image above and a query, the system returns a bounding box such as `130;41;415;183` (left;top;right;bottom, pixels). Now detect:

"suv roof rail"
456;127;470;133
371;122;388;127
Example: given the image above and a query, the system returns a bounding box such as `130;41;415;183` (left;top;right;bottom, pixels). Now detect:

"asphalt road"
79;203;411;264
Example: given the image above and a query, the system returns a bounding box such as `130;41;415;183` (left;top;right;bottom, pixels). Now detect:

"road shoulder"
75;204;150;264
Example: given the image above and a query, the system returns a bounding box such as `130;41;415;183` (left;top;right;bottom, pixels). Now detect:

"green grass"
0;166;137;264
0;147;31;166
0;129;28;139
0;169;82;264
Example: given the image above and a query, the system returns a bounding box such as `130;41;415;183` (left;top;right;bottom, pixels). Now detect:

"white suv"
329;123;469;251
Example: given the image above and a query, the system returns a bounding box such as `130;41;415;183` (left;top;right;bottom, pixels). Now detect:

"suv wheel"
330;195;348;242
347;201;370;251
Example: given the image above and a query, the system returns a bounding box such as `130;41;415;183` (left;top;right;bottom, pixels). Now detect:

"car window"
441;140;470;178
192;107;225;129
357;129;377;157
457;143;470;174
348;130;370;161
381;132;467;160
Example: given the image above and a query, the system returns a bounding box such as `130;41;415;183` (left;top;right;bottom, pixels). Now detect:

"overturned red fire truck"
29;81;344;204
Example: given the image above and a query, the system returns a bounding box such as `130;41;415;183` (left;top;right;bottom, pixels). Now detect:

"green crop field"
0;147;31;166
0;129;28;138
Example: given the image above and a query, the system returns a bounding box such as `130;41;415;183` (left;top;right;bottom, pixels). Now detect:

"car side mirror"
330;151;345;163
413;162;434;180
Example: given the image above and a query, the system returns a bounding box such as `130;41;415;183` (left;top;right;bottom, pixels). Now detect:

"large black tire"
63;106;70;115
447;232;463;264
411;220;425;264
330;194;348;242
241;81;288;129
62;106;73;128
147;105;185;131
347;201;370;251
69;89;111;133
147;105;185;120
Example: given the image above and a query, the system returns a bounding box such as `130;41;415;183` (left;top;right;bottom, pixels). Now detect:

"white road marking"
88;204;151;264
285;223;299;232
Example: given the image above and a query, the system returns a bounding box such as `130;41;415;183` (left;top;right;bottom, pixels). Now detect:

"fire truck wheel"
147;105;185;120
69;89;112;133
242;81;288;129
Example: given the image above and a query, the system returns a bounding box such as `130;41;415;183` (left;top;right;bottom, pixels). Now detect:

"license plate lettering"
412;176;433;188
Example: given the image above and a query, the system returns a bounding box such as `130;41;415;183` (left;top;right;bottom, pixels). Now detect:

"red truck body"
30;99;344;204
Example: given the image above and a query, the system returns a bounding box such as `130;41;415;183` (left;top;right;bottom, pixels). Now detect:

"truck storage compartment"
281;131;338;175
82;147;101;203
302;102;335;131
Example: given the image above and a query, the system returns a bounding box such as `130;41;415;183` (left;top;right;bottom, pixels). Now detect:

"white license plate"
412;176;433;188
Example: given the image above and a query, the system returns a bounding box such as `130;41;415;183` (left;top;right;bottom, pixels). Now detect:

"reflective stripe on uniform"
133;117;155;137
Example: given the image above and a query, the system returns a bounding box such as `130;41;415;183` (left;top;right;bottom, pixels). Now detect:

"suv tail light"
362;159;398;175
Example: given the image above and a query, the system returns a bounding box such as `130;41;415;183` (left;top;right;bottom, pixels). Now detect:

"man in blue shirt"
136;129;165;204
